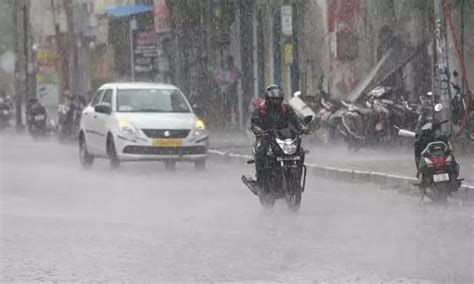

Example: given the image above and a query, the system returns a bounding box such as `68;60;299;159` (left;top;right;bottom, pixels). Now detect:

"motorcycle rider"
250;84;307;186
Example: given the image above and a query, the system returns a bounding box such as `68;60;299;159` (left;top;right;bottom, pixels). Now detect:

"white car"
79;82;209;170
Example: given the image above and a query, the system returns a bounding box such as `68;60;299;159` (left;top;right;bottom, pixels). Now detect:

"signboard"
281;5;293;36
36;49;60;107
133;29;158;74
283;43;294;65
154;0;171;34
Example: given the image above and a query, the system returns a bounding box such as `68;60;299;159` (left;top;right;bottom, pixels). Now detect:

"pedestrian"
216;56;241;128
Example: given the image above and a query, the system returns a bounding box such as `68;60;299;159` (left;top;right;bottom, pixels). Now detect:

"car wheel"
79;133;94;169
194;159;206;171
164;160;176;171
107;135;120;169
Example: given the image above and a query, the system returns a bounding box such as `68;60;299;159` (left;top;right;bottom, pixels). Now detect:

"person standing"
216;56;241;128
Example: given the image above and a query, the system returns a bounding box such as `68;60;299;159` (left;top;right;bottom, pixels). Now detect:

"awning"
107;4;152;18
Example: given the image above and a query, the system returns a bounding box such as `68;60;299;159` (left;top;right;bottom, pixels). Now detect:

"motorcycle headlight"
276;138;298;155
117;120;140;140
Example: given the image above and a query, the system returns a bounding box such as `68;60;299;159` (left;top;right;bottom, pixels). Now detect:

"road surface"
1;133;473;282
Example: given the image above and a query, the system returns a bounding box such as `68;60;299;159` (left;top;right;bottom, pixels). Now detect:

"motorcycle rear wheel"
434;187;448;203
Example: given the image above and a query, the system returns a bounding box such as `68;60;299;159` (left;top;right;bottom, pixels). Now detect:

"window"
90;90;104;106
101;89;113;105
116;89;191;113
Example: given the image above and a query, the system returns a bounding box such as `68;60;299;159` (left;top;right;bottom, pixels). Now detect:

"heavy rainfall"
0;0;473;282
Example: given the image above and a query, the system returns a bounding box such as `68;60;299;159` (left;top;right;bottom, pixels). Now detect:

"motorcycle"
313;94;346;144
0;97;12;130
57;95;86;142
26;98;48;137
451;70;474;141
398;104;462;203
339;86;417;150
339;97;382;151
241;116;313;212
368;88;420;144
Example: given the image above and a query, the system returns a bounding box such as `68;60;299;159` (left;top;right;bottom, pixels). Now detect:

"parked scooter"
398;103;462;203
26;98;48;138
313;91;346;144
0;96;12;130
339;95;385;151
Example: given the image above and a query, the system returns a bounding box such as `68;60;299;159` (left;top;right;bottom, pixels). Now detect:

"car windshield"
117;89;191;113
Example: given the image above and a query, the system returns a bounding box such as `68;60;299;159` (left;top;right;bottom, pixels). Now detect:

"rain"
1;0;474;282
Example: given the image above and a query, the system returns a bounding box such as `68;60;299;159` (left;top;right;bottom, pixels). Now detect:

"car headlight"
195;119;206;130
117;119;140;140
276;138;298;155
192;119;207;137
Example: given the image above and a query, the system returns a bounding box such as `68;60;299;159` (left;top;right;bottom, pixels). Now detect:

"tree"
0;0;15;55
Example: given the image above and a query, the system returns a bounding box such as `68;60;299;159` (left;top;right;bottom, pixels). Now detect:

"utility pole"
431;0;452;136
65;0;78;97
13;0;25;131
239;0;254;129
52;0;71;103
23;0;31;101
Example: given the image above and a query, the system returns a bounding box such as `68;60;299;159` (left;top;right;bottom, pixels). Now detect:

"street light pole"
129;18;137;82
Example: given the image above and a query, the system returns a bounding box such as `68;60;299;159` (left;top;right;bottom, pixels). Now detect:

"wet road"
1;134;473;282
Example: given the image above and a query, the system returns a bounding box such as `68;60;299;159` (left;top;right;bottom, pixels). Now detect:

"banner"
36;49;60;107
133;29;158;74
154;0;171;34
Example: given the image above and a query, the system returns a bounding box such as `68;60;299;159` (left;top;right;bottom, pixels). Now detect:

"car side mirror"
192;103;202;114
94;103;111;115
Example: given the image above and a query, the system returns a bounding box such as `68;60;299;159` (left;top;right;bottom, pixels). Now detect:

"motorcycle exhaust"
398;129;416;138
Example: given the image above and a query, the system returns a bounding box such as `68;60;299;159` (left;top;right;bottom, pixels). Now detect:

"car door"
94;89;114;155
82;89;104;155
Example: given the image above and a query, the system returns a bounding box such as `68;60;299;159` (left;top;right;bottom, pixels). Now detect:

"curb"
209;149;474;200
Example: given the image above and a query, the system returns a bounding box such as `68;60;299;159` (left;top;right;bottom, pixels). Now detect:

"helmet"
265;84;284;108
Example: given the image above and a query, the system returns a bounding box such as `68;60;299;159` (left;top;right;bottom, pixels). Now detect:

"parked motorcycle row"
1;94;87;143
312;86;421;150
312;85;474;152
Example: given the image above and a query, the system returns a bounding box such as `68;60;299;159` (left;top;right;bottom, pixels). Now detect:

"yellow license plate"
153;139;183;148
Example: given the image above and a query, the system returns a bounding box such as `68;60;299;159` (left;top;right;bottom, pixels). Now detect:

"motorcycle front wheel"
259;194;275;209
285;192;301;212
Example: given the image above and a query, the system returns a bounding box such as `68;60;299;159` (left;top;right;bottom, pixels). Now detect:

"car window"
90;90;104;106
116;89;191;113
101;89;113;105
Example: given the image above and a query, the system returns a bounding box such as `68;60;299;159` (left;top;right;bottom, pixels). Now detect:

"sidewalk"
210;131;474;185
